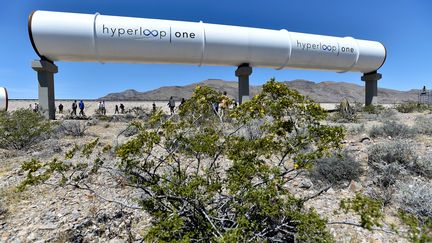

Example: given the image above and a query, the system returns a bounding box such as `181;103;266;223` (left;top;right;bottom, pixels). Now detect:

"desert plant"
412;155;432;178
366;162;407;206
362;104;385;114
235;116;271;140
114;79;344;241
368;140;416;167
376;108;398;122
413;116;432;135
125;106;149;118
396;102;428;113
396;180;432;219
0;109;52;150
333;98;357;122
339;193;384;230
121;123;139;137
398;211;432;242
57;120;87;137
369;120;414;138
309;150;363;187
346;124;365;135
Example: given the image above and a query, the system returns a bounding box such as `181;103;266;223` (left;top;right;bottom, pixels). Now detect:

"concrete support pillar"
32;60;58;119
235;63;253;104
361;71;382;106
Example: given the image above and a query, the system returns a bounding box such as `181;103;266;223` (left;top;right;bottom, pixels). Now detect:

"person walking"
101;101;106;115
219;91;229;120
58;103;63;113
120;103;125;114
33;103;39;113
167;96;175;115
71;100;77;116
152;102;157;113
98;101;103;114
79;100;85;117
115;104;119;114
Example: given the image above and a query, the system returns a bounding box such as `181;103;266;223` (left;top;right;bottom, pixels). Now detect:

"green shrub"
340;193;384;230
0;109;52;150
398;211;432;242
396;102;428;113
369;120;414;138
363;104;385;114
115;79;343;241
310;150;363;186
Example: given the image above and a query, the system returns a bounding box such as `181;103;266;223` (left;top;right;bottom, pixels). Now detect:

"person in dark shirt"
115;104;119;114
58;103;63;113
79;100;85;116
71;100;77;116
120;103;125;114
168;97;175;115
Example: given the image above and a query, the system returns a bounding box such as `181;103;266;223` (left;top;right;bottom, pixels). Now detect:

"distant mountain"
99;79;419;103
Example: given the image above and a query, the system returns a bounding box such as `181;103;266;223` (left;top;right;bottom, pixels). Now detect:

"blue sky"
0;1;431;99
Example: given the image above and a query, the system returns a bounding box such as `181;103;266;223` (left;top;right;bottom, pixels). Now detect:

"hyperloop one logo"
296;40;355;54
102;25;197;42
102;25;167;39
297;40;337;53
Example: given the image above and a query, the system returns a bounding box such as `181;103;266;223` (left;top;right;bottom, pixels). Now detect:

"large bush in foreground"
115;79;344;242
0;109;51;150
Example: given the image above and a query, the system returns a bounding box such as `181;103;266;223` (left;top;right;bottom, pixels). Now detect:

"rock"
109;237;125;243
71;210;80;221
299;179;313;189
26;232;39;241
327;187;335;194
359;134;371;144
38;222;58;230
2;232;11;242
348;180;362;192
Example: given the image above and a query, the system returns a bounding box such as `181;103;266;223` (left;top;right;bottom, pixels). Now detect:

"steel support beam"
32;60;58;119
361;71;382;106
235;63;253;104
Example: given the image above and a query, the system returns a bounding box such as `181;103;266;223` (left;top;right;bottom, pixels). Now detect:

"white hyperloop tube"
0;87;8;112
28;11;386;73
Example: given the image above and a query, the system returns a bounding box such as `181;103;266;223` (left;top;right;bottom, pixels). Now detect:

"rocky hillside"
100;79;419;103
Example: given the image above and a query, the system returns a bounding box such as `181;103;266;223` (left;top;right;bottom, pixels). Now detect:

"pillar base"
361;71;382;106
32;60;58;120
235;63;252;104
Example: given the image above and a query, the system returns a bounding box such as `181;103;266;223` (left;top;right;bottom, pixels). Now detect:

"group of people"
166;92;234;117
66;100;86;116
33;93;235;117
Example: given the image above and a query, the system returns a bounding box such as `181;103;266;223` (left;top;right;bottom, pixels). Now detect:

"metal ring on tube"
338;37;360;73
276;29;292;70
198;20;206;67
0;87;8;112
93;12;102;63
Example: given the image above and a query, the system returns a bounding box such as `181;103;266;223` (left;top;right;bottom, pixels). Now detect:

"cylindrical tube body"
29;11;386;73
0;87;8;112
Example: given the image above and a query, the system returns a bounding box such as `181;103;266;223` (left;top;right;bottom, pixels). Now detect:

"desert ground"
1;99;431;242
